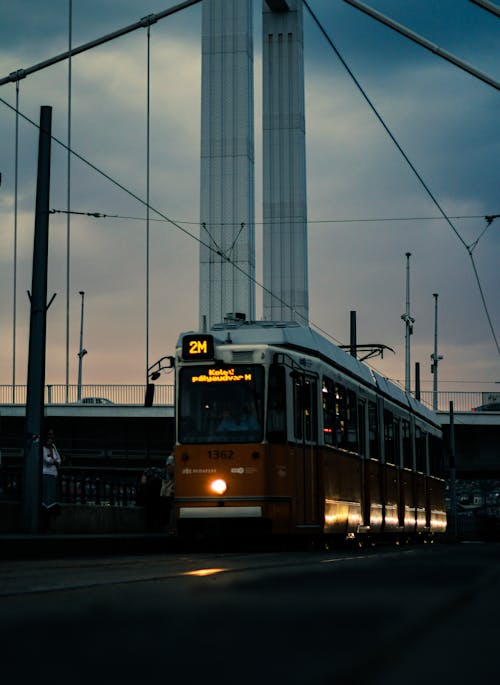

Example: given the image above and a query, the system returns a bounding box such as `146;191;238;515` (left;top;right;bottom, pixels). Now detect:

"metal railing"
0;384;174;406
419;391;485;413
0;385;494;413
1;467;142;507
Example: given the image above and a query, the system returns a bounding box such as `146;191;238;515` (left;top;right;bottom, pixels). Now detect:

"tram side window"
358;400;366;456
393;418;401;467
344;389;358;452
384;410;395;464
415;426;426;473
429;434;444;477
267;364;286;443
293;374;317;442
368;401;379;459
402;419;412;469
322;377;335;446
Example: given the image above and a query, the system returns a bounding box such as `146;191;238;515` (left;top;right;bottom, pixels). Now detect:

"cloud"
0;0;498;392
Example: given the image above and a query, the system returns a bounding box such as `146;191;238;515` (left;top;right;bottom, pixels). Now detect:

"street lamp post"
430;292;443;411
77;290;87;401
401;252;415;393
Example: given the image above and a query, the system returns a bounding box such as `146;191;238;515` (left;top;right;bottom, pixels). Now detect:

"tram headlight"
210;479;227;495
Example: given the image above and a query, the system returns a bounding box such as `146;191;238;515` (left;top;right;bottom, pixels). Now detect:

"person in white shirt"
41;428;62;532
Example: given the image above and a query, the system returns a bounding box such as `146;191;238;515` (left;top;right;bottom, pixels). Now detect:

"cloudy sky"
0;0;498;398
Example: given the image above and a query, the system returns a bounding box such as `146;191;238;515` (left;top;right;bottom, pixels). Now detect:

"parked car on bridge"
471;402;500;412
77;397;114;405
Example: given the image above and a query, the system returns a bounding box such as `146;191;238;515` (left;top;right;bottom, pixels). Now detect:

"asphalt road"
1;541;498;685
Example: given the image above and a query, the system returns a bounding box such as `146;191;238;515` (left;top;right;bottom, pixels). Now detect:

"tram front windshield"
178;365;264;444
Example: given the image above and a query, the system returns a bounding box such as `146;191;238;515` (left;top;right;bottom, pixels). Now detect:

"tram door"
292;372;321;527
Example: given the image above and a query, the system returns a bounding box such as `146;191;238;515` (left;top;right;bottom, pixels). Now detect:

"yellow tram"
173;321;447;543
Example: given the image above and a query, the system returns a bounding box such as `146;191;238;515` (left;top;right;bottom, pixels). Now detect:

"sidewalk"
0;531;177;560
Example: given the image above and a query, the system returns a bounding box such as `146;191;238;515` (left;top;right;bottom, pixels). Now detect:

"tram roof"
178;321;439;425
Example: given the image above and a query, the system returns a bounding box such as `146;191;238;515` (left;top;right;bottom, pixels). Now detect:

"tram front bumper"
179;506;262;519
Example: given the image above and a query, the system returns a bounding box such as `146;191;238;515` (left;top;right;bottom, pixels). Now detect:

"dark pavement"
0;540;498;685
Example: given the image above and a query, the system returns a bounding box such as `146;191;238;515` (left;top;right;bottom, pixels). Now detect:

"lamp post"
430;293;443;411
76;290;87;401
401;252;415;393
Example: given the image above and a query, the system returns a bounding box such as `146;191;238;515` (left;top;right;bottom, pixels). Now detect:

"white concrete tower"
262;0;308;324
199;0;255;329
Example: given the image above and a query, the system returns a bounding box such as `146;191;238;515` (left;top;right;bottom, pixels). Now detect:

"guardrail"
0;385;494;412
0;384;174;406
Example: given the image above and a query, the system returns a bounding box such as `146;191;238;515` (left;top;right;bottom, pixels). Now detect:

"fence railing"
1;466;142;507
0;385;493;413
419;391;485;413
0;384;174;406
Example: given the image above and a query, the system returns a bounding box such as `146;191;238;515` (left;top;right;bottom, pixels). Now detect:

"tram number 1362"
208;450;234;460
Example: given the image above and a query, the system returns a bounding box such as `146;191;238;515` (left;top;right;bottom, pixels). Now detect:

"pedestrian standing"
41;428;62;532
160;454;175;534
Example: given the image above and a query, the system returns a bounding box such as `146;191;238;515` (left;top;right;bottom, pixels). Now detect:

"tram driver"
217;404;259;432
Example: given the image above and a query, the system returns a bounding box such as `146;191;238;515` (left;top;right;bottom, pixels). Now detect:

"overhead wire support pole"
341;0;500;91
401;252;414;393
431;293;443;412
0;0;202;86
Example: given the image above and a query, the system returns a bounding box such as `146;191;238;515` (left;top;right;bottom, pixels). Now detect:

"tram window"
429;434;444;477
415;427;426;473
293;375;303;440
384;410;395;464
267;364;286;443
334;384;346;447
368;401;378;459
393;418;401;467
358;400;366;456
322;377;335;445
402;419;412;469
293;374;317;442
178;365;264;444
345;389;358;452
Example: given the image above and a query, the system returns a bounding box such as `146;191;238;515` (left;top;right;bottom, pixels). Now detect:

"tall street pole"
401;252;414;393
431;293;443;411
23;105;52;533
77;290;86;401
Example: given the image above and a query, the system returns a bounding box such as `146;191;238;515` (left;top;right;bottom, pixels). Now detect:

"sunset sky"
0;0;498;396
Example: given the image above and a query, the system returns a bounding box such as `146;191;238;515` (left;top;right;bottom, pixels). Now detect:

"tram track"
0;544;409;599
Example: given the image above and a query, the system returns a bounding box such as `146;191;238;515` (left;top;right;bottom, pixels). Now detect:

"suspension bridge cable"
341;0;500;90
0;95;305;333
65;0;72;404
12;81;20;403
469;0;500;18
303;0;499;355
0;94;440;395
146;23;151;384
0;1;202;87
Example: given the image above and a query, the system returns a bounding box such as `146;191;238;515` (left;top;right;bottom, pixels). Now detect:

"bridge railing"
0;385;490;412
0;384;174;406
419;391;484;413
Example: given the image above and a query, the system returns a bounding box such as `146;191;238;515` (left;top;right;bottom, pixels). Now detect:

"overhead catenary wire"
48;209;498;226
0;94;473;402
303;0;499;356
0;96;308;338
1;4;496;391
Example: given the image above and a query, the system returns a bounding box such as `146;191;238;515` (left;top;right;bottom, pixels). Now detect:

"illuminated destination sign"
191;368;252;384
182;334;214;361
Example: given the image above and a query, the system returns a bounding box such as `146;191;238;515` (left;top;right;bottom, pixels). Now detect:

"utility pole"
77;290;87;401
430;293;443;411
401;252;415;393
23;106;52;533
